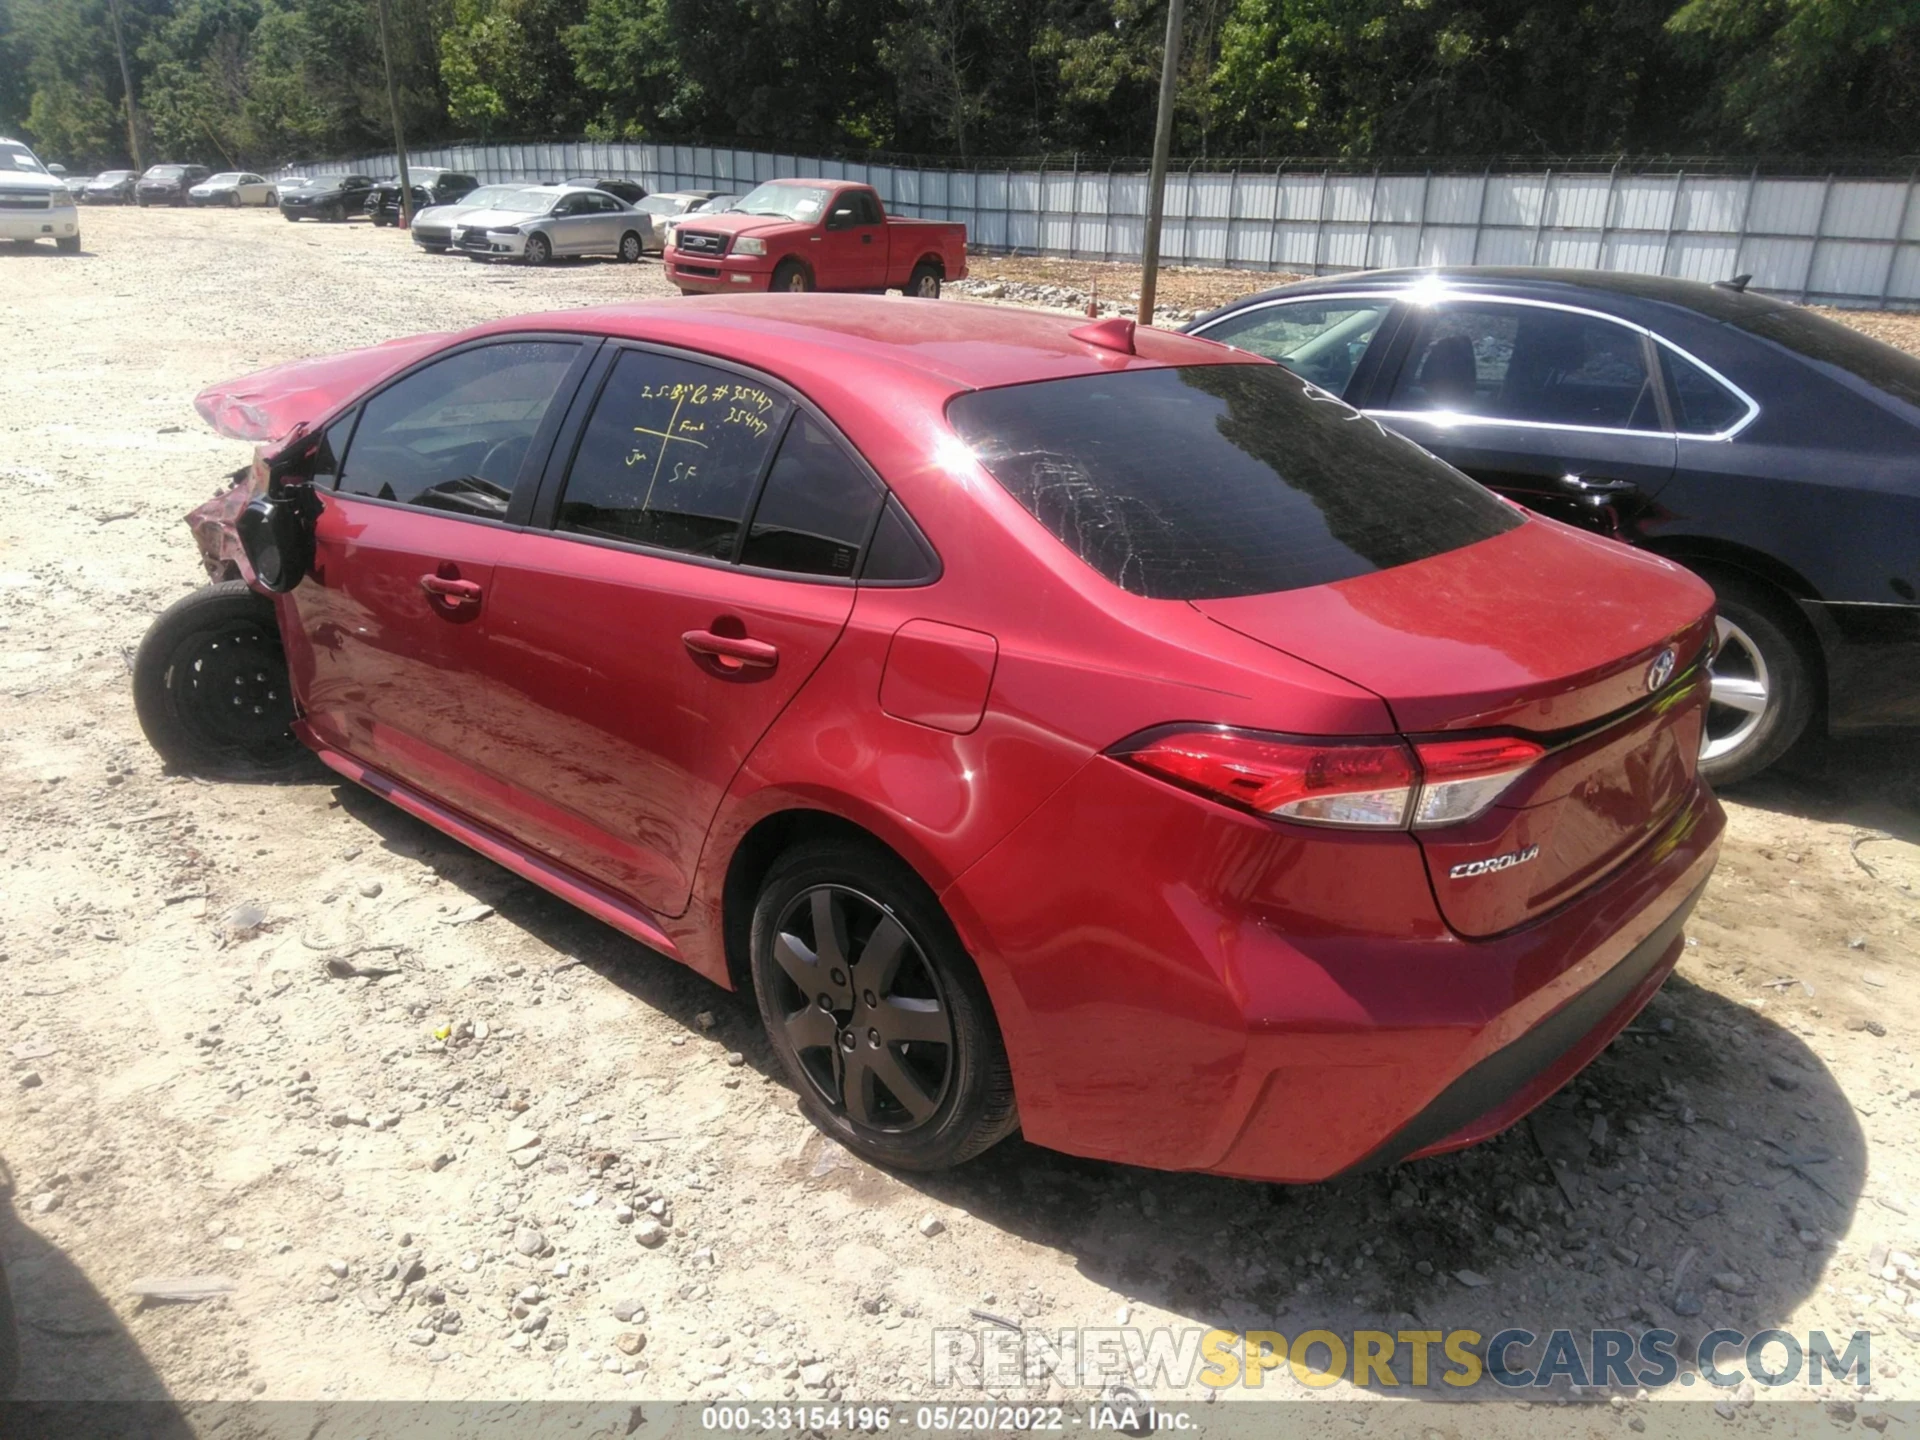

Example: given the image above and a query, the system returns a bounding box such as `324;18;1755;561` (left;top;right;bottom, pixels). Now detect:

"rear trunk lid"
1195;518;1715;936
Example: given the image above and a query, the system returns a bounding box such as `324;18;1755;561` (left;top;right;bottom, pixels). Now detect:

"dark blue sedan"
1185;268;1920;784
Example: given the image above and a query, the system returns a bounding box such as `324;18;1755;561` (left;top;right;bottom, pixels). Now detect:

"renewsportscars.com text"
930;1325;1872;1392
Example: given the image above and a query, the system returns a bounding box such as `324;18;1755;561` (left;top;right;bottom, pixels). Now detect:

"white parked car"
189;172;277;207
0;136;80;253
639;189;734;252
410;182;530;253
453;185;647;265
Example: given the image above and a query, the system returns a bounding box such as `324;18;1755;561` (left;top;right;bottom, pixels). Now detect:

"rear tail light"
1112;726;1543;831
1409;735;1545;829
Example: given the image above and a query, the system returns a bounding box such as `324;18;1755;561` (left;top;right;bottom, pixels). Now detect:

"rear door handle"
683;629;779;669
420;574;483;604
1557;473;1639;508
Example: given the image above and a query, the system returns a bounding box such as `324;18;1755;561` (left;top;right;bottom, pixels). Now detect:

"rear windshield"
948;363;1520;601
1730;306;1920;412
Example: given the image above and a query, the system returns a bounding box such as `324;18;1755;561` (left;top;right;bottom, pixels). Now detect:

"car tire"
56;235;79;254
227;191;242;207
424;244;447;254
618;230;644;263
750;839;1018;1172
772;259;813;293
132;580;310;781
1696;570;1817;788
264;191;276;206
907;262;942;299
523;233;551;266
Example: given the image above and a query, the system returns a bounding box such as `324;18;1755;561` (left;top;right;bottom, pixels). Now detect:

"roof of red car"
478;294;1247;394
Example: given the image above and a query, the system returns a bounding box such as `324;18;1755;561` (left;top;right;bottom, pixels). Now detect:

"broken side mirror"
241;427;324;592
237;489;318;593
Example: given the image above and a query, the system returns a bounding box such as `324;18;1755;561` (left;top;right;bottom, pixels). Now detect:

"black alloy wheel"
769;884;955;1130
750;841;1017;1170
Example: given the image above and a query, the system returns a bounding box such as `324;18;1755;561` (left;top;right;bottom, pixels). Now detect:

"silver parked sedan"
453;185;648;265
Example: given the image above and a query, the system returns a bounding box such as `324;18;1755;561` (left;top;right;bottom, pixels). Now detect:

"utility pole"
105;0;142;171
1136;0;1184;326
372;0;414;226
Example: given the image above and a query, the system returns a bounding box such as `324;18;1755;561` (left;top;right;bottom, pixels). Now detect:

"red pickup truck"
665;179;967;298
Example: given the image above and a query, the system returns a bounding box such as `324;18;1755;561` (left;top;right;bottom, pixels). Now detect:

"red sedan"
136;297;1723;1182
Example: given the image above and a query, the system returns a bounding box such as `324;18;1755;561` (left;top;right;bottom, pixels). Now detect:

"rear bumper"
945;758;1723;1183
666;250;773;291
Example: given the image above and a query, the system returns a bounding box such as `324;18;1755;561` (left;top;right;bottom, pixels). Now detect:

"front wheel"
523;233;552;265
750;840;1017;1171
907;262;942;299
771;259;813;293
618;230;643;263
56;235;79;254
227;191;242;207
1698;572;1817;787
133;580;309;780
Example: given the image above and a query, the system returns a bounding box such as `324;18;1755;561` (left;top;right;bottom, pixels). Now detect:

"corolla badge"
1449;844;1541;880
1646;647;1677;692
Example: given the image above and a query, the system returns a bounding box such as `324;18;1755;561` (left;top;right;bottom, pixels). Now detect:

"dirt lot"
4;206;1920;1424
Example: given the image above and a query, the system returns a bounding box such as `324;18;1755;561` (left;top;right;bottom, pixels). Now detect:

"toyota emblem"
1646;647;1677;691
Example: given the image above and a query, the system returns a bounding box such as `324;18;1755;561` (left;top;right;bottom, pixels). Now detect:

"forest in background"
2;0;1916;173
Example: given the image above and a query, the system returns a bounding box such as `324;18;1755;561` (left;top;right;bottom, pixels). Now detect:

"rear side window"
1660;348;1748;435
559;350;792;559
335;341;577;517
740;416;884;576
1732;305;1920;412
948;364;1519;601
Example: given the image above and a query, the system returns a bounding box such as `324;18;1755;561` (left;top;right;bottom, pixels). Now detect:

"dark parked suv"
1187;269;1920;784
136;163;211;206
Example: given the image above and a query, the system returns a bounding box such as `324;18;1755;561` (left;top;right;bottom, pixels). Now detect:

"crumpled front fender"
185;463;264;585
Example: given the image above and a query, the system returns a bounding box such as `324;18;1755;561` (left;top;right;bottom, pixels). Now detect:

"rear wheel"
750;841;1017;1171
133;580;308;780
1698;571;1816;787
523;233;552;266
772;259;812;293
907;262;942;298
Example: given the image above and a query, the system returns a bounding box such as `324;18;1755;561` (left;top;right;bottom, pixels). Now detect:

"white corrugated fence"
282;143;1920;308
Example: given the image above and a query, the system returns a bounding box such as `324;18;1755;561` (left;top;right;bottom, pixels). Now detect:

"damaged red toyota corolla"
134;296;1723;1181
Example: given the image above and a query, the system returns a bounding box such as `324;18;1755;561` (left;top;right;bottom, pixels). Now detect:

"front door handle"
862;234;873;244
683;629;779;670
420;574;483;604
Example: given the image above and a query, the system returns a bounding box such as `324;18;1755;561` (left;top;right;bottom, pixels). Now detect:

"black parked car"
367;168;479;226
278;173;375;222
1186;268;1920;784
558;175;647;205
82;168;136;203
135;163;211;205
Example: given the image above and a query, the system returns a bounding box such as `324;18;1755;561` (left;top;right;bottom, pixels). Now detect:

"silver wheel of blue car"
1703;616;1769;766
1697;573;1814;787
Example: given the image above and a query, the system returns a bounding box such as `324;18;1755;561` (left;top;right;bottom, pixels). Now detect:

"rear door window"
1196;299;1393;398
557;350;792;560
948;363;1519;601
334;341;579;518
740;416;884;576
1389;304;1661;431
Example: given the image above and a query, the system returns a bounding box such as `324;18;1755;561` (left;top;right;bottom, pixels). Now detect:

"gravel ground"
3;207;1920;1422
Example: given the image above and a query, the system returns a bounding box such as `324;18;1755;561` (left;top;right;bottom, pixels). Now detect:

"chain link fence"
280;142;1920;308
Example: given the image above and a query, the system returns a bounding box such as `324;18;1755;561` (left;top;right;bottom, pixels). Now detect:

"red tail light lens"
1410;735;1545;828
1114;728;1418;828
1113;728;1545;830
